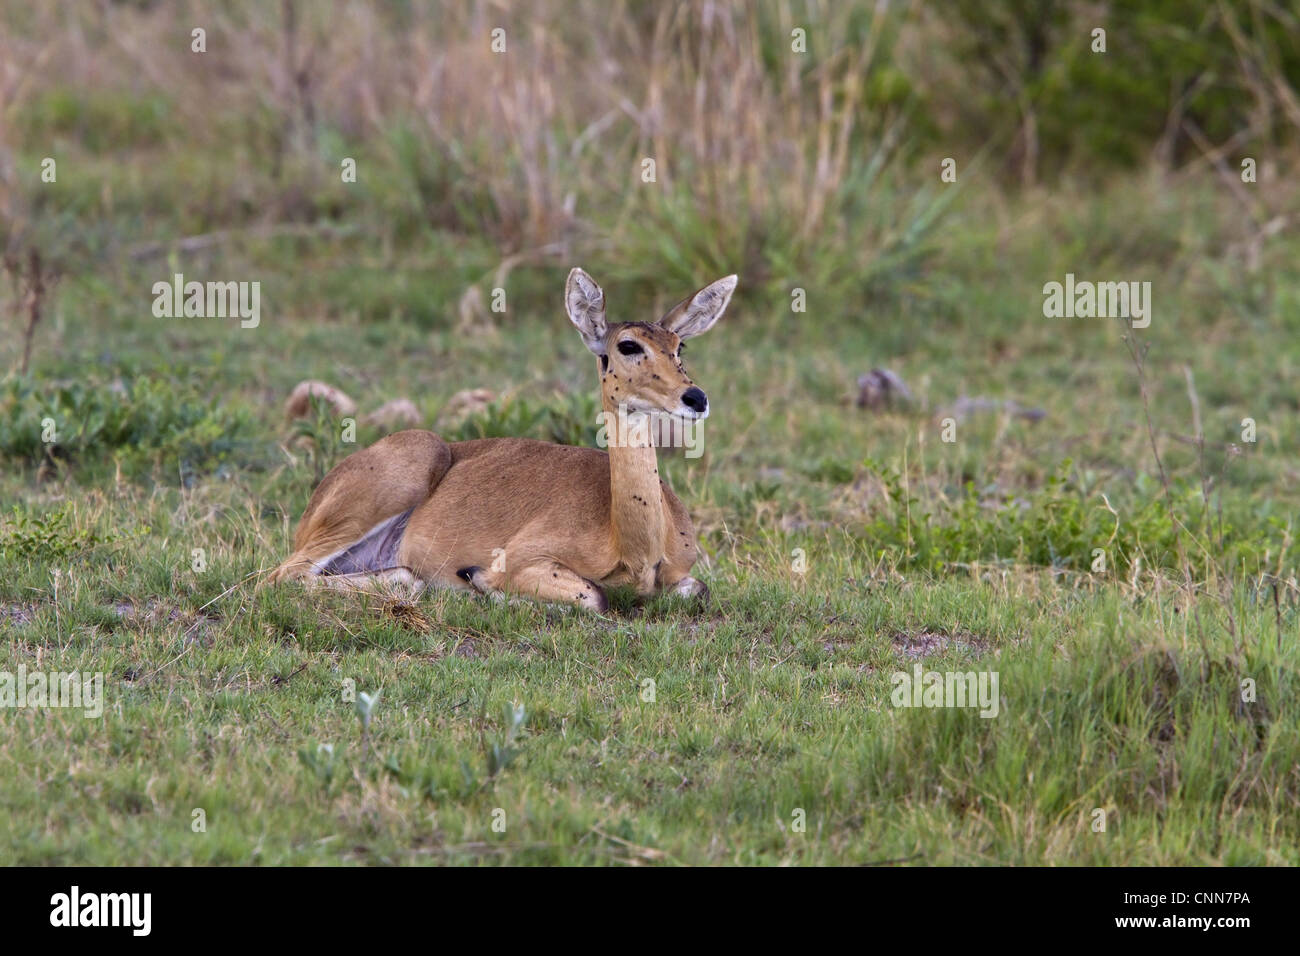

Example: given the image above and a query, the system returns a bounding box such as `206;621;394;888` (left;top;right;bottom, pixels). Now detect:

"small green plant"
297;741;341;789
448;393;601;448
0;505;118;562
482;701;527;780
447;396;548;442
289;393;355;483
355;689;381;757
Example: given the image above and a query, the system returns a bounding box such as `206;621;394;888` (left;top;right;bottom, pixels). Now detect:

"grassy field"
1;1;1298;865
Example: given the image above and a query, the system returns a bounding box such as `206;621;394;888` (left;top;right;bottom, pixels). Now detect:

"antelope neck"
602;390;666;577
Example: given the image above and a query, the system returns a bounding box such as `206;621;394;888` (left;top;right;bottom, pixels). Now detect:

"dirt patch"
1;603;36;627
892;631;989;660
112;600;218;649
111;600;191;624
821;632;858;654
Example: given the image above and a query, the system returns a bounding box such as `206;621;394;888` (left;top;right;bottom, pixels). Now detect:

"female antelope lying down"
270;268;736;611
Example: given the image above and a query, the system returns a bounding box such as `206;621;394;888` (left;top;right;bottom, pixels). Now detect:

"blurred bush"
0;0;1295;331
922;0;1300;183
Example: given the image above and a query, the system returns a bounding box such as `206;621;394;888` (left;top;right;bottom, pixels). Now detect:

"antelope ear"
565;267;608;355
658;275;737;340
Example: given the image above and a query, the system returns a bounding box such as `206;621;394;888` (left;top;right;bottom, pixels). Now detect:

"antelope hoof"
672;576;709;603
579;582;610;613
457;566;496;594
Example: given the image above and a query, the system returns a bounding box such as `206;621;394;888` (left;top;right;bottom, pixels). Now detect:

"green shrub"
0;505;124;562
447;392;601;447
0;375;257;481
860;459;1287;580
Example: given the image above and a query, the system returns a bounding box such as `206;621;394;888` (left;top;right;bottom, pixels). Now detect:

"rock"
362;399;422;429
440;388;496;421
944;395;1046;423
285;380;358;419
856;368;913;409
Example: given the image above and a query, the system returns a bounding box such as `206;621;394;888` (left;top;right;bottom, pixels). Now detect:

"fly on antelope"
270;268;737;611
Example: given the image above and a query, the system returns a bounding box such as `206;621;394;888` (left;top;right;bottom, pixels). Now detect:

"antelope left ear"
658;275;737;340
566;267;609;355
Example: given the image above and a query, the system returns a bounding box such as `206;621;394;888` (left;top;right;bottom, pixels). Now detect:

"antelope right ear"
565;267;608;355
658;274;737;340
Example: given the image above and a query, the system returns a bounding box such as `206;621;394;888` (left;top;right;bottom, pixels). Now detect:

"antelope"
269;268;737;611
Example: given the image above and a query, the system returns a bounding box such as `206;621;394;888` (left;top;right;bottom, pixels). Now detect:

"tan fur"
271;269;736;610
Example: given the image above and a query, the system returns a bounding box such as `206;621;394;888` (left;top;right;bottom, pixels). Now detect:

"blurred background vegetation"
2;0;1298;321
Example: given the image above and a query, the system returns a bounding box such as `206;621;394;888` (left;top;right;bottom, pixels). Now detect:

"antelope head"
564;268;737;421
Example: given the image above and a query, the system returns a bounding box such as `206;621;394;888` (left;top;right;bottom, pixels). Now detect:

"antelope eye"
617;340;644;356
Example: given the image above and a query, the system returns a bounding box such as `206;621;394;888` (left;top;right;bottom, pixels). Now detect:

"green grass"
2;170;1298;864
1;560;1294;864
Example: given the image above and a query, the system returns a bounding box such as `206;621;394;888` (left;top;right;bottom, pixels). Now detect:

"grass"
1;547;1295;864
1;0;1298;865
2;181;1297;863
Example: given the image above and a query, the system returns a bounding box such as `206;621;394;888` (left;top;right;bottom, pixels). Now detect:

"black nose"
682;387;708;414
